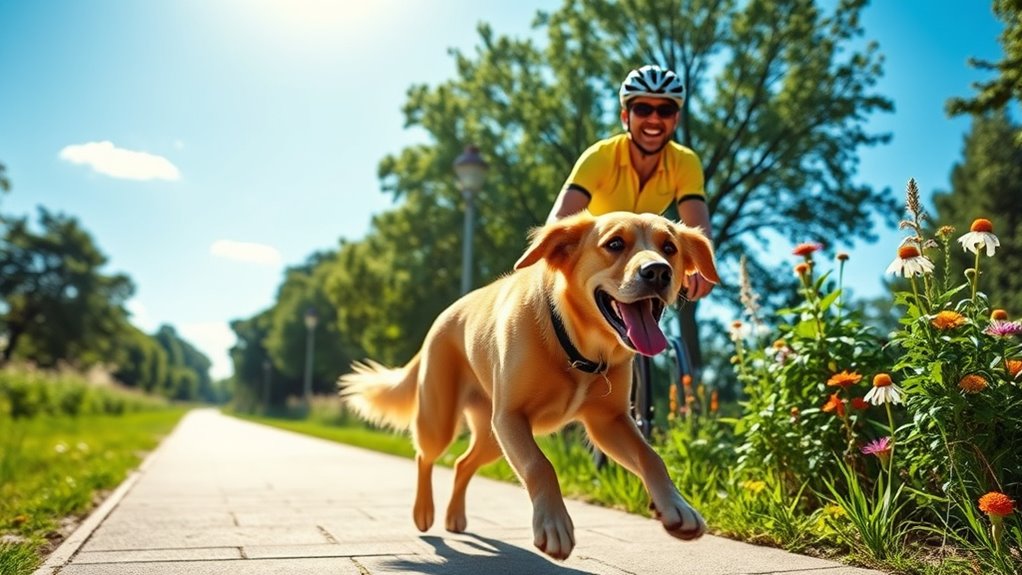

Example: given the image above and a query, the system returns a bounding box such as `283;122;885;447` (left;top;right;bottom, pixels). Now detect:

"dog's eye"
605;237;626;252
662;241;677;255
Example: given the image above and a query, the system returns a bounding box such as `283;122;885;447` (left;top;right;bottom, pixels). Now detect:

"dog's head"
515;211;719;357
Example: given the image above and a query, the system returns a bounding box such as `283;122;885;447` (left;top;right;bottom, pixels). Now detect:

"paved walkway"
35;409;885;575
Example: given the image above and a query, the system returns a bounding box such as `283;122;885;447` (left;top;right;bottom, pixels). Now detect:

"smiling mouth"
595;289;668;356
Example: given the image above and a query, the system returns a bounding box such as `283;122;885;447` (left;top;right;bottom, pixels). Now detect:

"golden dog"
340;210;719;560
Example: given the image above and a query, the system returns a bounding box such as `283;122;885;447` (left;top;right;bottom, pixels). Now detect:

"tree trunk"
2;325;23;363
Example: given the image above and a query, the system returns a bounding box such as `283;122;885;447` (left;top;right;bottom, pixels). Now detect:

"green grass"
0;409;187;575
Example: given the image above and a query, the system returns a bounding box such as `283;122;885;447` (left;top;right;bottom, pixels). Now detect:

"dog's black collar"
548;300;607;374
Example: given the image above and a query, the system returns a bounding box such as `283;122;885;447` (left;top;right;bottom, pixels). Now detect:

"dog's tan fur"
340;211;719;560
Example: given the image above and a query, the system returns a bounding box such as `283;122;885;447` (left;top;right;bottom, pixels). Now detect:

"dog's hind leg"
411;347;464;532
446;395;502;532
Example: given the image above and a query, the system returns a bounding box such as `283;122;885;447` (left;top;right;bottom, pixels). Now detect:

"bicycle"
591;310;695;468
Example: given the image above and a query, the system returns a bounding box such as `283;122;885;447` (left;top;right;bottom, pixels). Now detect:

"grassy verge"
0;409;187;575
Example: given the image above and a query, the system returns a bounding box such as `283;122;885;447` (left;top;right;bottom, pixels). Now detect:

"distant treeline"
0;164;222;403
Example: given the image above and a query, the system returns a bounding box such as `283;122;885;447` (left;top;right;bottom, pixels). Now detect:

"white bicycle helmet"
619;65;685;107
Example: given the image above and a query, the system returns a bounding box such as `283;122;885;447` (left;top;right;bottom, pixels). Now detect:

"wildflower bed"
658;179;1019;573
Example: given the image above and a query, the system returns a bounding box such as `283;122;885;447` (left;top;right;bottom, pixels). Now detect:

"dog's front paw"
532;499;575;560
650;493;706;541
445;505;467;533
413;494;434;532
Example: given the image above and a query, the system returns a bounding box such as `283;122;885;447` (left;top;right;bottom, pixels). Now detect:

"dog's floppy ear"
676;225;721;284
515;211;595;270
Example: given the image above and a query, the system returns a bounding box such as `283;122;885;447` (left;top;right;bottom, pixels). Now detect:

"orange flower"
710;390;719;413
794;262;810;276
822;393;846;417
958;374;988;393
851;397;869;410
837;252;849;262
793;242;822;257
827;370;862;389
872;373;893;388
978;492;1015;518
932;311;967;330
898;244;921;259
991;309;1009;321
971;218;994;233
669;385;678;415
1007;359;1022;379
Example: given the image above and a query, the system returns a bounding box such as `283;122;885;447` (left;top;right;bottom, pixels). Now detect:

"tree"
112;325;170;392
366;0;896;368
933;110;1022;314
0;162;9;195
264;252;359;395
0;208;135;366
946;0;1022;142
153;324;213;401
230;310;283;410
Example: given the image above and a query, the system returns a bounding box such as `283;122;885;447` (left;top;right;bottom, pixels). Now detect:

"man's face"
621;97;680;154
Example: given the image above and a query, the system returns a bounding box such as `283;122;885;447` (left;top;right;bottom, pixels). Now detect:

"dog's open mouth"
595;289;668;357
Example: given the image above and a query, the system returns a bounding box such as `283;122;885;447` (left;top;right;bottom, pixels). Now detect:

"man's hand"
683;272;714;301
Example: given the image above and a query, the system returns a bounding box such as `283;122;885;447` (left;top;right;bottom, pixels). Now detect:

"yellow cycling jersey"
562;133;706;216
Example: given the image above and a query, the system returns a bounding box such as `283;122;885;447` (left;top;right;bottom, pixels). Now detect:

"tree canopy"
0;172;216;403
322;0;896;369
946;0;1022;140
0;208;134;366
933;110;1022;314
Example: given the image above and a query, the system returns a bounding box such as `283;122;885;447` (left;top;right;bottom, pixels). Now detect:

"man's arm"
546;186;591;223
676;198;715;301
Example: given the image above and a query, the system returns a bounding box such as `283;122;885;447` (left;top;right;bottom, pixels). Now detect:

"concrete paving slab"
36;409;887;575
57;557;365;574
72;547;242;564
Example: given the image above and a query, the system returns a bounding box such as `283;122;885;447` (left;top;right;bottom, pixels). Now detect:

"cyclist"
546;64;715;300
547;64;715;443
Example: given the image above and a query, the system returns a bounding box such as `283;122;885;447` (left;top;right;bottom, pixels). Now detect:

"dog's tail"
338;355;419;430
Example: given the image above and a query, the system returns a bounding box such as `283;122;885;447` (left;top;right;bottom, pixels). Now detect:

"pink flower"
860;436;893;468
860;436;892;457
984;320;1022;337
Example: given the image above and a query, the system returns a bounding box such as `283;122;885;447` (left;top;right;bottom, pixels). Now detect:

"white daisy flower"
957;218;999;256
885;244;934;277
864;373;904;406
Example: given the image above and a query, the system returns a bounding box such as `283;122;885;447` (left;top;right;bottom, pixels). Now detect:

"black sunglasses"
630;102;679;118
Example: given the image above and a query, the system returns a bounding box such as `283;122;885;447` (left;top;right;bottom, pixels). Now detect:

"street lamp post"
302;307;318;408
453;145;488;295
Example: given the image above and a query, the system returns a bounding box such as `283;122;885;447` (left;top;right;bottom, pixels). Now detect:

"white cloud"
210;240;282;266
59;141;181;181
177;321;236;380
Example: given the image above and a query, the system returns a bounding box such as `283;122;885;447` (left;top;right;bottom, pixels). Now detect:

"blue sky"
0;1;1006;379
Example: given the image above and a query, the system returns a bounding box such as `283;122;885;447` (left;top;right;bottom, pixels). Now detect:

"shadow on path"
376;533;600;575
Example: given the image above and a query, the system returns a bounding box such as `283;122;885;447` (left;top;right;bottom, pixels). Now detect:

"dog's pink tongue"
619;300;667;356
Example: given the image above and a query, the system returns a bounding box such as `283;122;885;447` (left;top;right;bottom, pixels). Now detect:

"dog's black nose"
639;262;672;290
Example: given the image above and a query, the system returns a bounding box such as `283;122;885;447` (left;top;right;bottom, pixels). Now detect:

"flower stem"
837;260;845;322
909;277;925;313
971;249;981;301
885;402;897;488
